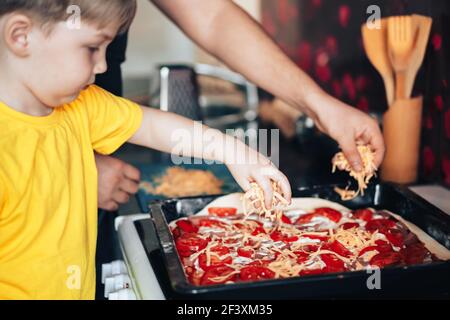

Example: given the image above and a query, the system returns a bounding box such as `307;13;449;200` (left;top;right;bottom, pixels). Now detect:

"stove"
114;214;166;300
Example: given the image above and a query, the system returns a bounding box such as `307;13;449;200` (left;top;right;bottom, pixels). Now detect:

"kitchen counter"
410;185;450;214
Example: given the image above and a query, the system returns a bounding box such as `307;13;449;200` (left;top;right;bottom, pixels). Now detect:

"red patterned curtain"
261;0;450;187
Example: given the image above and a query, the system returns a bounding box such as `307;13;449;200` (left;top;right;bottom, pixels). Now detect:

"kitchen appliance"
150;63;259;130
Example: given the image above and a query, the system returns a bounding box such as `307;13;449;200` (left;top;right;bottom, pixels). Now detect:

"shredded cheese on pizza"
332;145;377;201
241;181;289;224
172;204;441;286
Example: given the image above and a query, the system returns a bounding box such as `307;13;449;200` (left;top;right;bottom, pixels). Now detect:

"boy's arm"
151;0;384;171
128;106;291;207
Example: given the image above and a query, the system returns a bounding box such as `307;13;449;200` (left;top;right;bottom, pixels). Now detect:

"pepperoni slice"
251;225;266;236
358;240;395;257
248;260;270;267
198;245;232;271
295;207;342;225
365;219;397;232
294;251;310;264
238;220;266;236
197;218;229;229
314;207;343;223
295;213;317;225
237;247;254;258
200;265;236;286
171;226;182;239
175;233;209;258
329;241;352;258
382;228;404;248
358;245;379;257
176;219;198;233
224;237;239;244
208;207;237;217
186;267;202;286
239;266;275;282
352;209;373;221
301;245;320;253
374;240;394;252
321;254;347;272
369;251;402;267
270;231;299;243
281;214;293;224
401;243;428;265
299;268;327;276
341;222;359;230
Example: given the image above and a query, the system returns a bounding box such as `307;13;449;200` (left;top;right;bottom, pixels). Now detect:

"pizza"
242;181;289;223
169;195;449;287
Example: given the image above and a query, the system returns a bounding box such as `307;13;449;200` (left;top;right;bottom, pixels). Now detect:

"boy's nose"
94;59;108;75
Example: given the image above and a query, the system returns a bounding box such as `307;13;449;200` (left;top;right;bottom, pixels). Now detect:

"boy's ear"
3;14;33;57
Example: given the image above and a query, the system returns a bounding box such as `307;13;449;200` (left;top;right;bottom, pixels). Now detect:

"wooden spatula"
403;14;433;99
388;16;415;100
362;18;394;106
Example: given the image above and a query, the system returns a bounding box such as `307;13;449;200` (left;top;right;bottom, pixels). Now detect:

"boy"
0;0;291;299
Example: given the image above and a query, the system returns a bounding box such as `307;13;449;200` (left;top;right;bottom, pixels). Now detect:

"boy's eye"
88;47;99;53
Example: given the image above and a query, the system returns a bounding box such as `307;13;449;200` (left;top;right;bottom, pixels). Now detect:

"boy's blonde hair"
0;0;137;34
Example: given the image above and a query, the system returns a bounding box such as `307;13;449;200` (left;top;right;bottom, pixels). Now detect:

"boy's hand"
95;154;141;211
127;107;291;208
226;148;291;209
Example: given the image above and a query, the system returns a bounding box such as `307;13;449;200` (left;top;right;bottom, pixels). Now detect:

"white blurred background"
122;0;262;79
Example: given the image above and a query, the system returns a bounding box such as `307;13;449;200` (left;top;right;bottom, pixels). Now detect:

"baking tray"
147;182;450;299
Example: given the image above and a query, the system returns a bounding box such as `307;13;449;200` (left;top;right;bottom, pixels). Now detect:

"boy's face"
5;16;119;107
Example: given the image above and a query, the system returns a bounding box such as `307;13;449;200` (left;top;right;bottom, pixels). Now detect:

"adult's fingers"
339;134;363;172
368;128;385;168
119;177;140;195
101;201;119;212
360;127;385;169
112;190;130;204
123;163;141;182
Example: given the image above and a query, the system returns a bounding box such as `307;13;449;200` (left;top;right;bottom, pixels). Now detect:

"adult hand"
95;154;141;211
310;92;385;171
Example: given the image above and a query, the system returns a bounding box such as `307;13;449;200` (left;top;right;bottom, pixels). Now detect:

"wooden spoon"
362;18;394;106
388;16;415;100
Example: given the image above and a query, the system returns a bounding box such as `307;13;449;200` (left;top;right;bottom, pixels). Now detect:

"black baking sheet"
143;182;450;299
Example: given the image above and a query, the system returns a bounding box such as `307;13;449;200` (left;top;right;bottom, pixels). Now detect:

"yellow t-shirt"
0;85;143;300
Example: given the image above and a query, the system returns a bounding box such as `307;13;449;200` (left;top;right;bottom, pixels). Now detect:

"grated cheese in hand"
332;145;377;201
